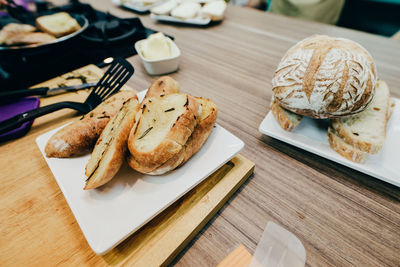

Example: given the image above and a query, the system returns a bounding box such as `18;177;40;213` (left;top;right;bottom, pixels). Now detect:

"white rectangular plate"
150;13;211;25
113;0;165;12
36;90;244;255
258;98;400;187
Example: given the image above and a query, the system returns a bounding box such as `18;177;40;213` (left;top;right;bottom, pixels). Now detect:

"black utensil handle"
0;87;49;101
0;101;79;135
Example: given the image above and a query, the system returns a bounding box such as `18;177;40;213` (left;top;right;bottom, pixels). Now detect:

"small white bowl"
135;38;181;75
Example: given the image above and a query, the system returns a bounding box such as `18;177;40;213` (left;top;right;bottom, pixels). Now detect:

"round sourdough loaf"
272;35;377;118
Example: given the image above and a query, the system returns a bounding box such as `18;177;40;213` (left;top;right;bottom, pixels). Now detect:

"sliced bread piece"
127;93;200;171
171;2;201;20
84;97;140;189
5;32;56;46
36;12;81;37
45;90;137;158
142;76;180;105
147;97;218;175
0;23;36;44
200;0;227;21
328;127;368;163
331;80;390;154
151;0;178;15
271;99;302;131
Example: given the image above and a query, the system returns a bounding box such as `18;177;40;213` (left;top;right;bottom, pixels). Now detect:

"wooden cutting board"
0;65;255;266
104;154;254;266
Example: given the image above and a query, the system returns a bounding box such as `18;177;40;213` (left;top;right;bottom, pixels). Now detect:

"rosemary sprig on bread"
45;76;218;189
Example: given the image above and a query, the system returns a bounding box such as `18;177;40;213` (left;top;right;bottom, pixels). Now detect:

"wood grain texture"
1;1;400;266
103;155;254;267
217;244;253;267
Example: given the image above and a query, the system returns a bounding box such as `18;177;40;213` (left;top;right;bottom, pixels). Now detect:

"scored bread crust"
270;99;302;131
328;127;368;163
272;35;377;118
84;96;140;189
127;94;200;171
147;97;218;175
45;90;137;158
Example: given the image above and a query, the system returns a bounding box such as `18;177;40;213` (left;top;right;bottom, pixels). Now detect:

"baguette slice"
142;76;180;105
36;12;81;37
331;80;390;154
127;93;200;171
328;127;368;163
45;90;137;158
84;97;140;189
147;97;218;175
271;99;302;131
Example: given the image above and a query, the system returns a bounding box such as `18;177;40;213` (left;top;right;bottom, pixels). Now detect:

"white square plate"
150;13;211;25
113;0;165;12
258;98;400;187
36;90;244;255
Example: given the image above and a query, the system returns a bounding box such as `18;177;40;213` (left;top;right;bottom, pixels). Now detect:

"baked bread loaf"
127;93;200;172
36;12;81;38
270;99;302;131
330;80;390;154
45;90;137;158
272;35;377;118
85;97;140;190
147;97;218;175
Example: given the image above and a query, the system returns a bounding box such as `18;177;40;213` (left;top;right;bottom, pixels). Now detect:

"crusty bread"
330;80;390;154
270;99;302;131
126;77;181;173
127;93;200;172
328;127;368;163
5;32;56;46
0;23;36;44
45;90;137;158
272;35;377;118
36;12;81;38
142;76;180;105
151;0;178;15
171;2;201;20
200;0;227;21
147;97;217;175
84;97;140;190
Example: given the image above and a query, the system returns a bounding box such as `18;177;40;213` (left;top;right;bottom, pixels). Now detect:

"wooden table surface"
1;2;400;266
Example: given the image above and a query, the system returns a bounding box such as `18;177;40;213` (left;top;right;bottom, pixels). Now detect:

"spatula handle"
0;101;82;135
